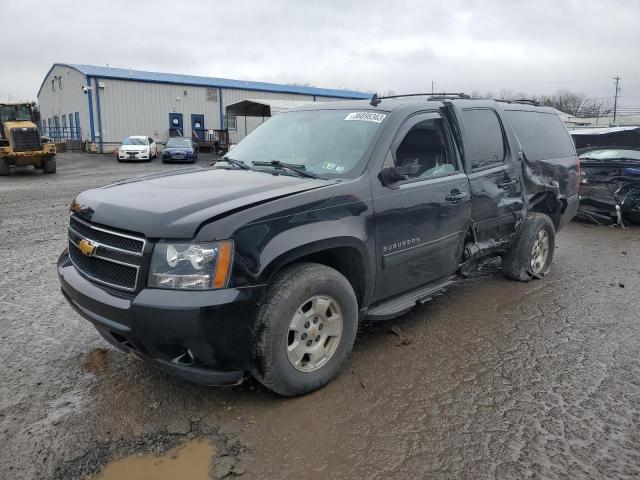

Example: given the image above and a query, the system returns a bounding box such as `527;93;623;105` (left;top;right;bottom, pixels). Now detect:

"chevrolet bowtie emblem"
78;239;97;256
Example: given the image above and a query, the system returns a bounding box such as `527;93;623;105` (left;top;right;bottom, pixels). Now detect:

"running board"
364;278;457;321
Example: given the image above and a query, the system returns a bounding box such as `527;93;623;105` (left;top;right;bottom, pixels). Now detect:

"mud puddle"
91;438;216;480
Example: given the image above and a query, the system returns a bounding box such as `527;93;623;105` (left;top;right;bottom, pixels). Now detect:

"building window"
225;115;237;131
206;88;218;102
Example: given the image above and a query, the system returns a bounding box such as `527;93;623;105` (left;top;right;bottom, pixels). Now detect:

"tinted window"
166;138;192;148
461;109;505;170
393;117;457;180
505;110;575;161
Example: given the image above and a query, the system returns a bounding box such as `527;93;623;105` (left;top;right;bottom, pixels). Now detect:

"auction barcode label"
344;112;387;123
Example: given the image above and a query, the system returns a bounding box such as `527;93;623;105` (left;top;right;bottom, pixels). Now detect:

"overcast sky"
1;0;639;107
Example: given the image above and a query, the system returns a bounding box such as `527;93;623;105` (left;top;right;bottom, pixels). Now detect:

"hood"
164;147;193;153
73;167;336;238
121;145;148;152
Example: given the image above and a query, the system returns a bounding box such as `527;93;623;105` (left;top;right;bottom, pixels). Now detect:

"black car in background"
162;137;198;163
571;127;640;225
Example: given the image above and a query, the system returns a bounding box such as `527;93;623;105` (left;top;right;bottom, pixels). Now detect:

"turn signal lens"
214;241;234;289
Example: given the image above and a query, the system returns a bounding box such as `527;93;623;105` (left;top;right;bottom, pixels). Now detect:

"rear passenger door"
454;107;523;243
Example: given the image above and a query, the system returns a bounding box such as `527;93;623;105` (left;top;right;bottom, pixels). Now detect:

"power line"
613;76;621;123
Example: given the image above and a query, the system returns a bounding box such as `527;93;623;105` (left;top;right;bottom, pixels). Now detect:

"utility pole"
431;81;435;94
613;76;621;124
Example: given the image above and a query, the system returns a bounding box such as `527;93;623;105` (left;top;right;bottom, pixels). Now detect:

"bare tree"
576;98;613;118
498;88;516;100
537;90;586;116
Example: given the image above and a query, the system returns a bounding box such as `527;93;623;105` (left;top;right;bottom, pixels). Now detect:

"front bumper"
57;250;262;385
162;152;194;162
118;151;150;160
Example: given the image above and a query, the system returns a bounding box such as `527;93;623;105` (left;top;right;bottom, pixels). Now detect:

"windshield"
0;105;32;123
579;149;640;161
226;109;386;178
166;138;191;148
122;137;147;145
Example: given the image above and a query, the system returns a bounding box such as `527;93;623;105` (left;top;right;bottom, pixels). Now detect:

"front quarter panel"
195;174;376;304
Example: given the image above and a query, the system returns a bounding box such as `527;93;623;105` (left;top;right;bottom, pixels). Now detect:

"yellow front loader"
0;103;56;175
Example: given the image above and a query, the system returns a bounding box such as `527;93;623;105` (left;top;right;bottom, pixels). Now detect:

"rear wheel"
502;212;555;281
0;158;9;176
251;262;358;396
42;157;56;173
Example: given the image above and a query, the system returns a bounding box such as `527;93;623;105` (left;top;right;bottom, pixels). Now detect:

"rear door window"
460;109;506;171
504;110;576;160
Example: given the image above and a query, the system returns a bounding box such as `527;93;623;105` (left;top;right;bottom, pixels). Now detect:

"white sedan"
117;136;158;161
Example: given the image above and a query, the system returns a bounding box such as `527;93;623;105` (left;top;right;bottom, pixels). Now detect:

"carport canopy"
225;98;316;117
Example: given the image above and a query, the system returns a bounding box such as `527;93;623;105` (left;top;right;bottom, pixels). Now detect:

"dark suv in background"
58;94;579;396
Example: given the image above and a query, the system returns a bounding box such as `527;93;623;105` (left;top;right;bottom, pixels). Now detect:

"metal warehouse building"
37;63;369;152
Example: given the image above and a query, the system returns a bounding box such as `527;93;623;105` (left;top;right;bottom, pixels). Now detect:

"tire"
251;262;358;396
42;157;56;174
0;158;9;176
502;212;555;282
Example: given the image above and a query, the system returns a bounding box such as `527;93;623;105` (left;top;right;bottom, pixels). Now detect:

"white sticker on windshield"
345;112;386;123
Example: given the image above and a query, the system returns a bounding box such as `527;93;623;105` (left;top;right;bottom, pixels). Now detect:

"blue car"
162;137;198;163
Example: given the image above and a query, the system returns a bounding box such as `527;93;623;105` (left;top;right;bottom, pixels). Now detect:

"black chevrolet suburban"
58;95;579;396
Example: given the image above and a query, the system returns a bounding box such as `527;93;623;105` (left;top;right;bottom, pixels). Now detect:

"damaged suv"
58;95;579;396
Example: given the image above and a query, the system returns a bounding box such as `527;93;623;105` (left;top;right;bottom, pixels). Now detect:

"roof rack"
494;98;542;106
370;92;470;106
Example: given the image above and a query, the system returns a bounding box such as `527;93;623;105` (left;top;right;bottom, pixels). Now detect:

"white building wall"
37;65;90;141
38;64;362;150
220;89;344;143
94;78;221;149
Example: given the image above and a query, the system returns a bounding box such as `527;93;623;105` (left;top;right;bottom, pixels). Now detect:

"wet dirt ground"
1;153;639;479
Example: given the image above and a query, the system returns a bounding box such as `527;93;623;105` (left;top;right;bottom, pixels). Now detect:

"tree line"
470;89;613;118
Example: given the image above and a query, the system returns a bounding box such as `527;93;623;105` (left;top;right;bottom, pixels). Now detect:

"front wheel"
502;212;555;281
42;156;56;174
0;158;9;176
251;263;358;396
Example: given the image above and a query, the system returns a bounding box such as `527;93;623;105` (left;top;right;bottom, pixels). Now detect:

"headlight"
148;240;234;290
118;147;124;153
142;148;149;154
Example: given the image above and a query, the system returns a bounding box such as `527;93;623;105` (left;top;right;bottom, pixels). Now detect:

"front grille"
69;244;137;290
70;215;144;254
68;214;146;291
11;128;41;152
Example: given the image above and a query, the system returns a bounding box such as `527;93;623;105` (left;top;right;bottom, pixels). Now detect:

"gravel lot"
1;152;639;479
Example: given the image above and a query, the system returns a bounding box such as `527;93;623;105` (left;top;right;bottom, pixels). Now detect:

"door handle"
498;179;518;189
445;190;466;203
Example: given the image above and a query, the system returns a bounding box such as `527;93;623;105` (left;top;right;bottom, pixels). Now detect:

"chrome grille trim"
68;224;142;257
67;242;138;292
68;236;140;270
67;214;146;291
70;214;146;256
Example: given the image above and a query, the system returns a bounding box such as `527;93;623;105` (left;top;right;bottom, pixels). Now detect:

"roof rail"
374;92;470;101
494;98;542;106
511;99;541;106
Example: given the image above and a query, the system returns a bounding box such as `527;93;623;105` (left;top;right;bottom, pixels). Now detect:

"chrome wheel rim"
286;295;343;373
530;229;550;274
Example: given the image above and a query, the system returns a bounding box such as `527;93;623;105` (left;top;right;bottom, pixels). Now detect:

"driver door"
372;112;472;302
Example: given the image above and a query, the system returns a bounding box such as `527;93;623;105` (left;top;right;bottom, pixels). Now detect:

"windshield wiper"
216;157;251;170
252;160;319;179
